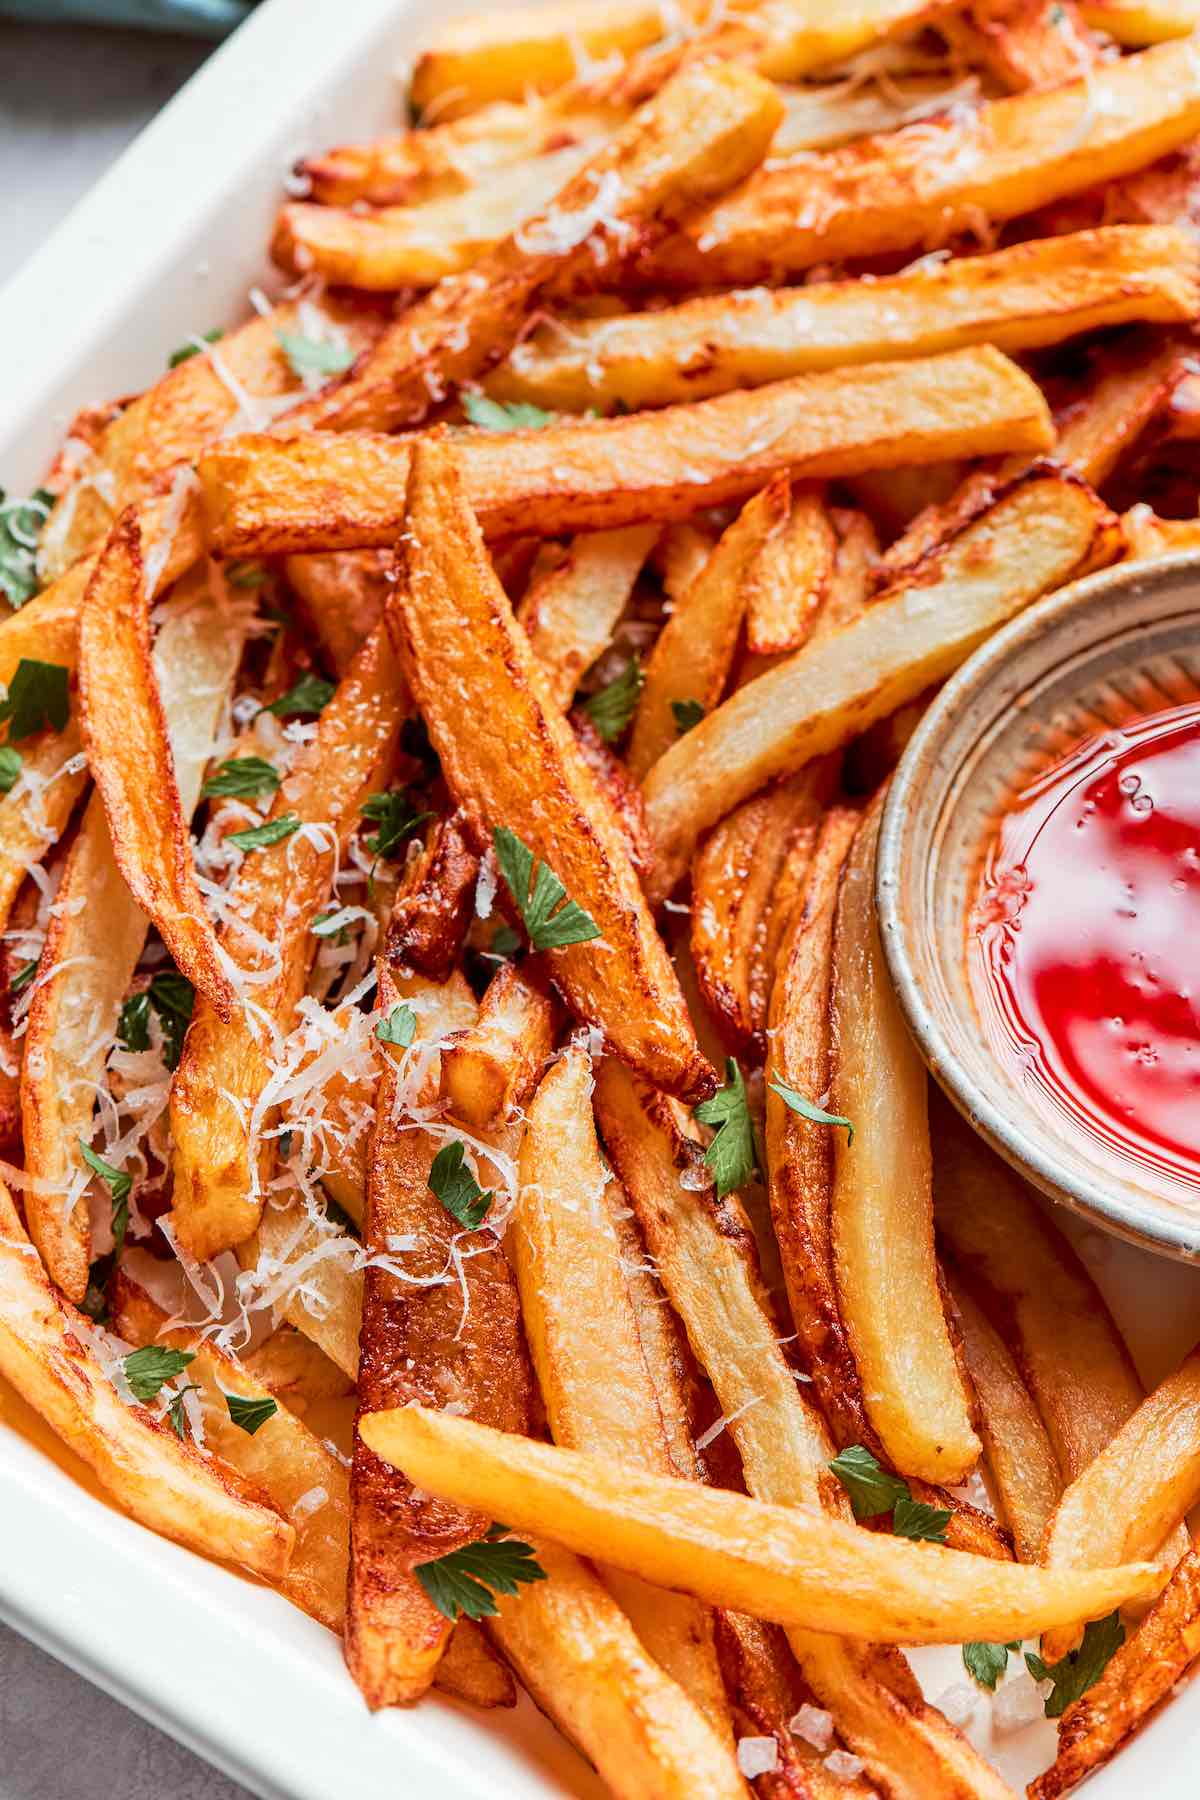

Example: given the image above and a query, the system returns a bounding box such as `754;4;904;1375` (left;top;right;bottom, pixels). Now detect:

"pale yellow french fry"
0;724;87;936
744;485;836;657
439;962;556;1131
518;524;656;710
1079;0;1200;40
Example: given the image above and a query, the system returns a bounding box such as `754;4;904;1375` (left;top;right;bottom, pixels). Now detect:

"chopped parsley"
1026;1613;1125;1717
769;1077;854;1145
146;971;195;1068
0;747;21;793
78;1140;131;1260
0;659;70;741
9;958;37;996
123;1344;195;1403
167;1385;201;1438
225;560;267;588
202;756;280;800
376;1003;417;1047
224;1392;278;1436
671;698;705;735
361;789;431;862
828;1444;949;1545
963;1641;1020;1691
276;329;355;381
493;826;600;953
461;391;555;432
428;1140;492;1230
228;812;301;853
261;673;335;718
0;487;53;609
892;1494;953;1543
582;657;643;744
415;1523;547;1621
488;925;521;958
168;327;222;368
694;1057;758;1197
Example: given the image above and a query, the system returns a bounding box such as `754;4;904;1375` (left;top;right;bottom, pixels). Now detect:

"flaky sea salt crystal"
789;1704;834;1751
736;1737;779;1778
934;1682;977;1727
993;1672;1051;1735
823;1749;866;1781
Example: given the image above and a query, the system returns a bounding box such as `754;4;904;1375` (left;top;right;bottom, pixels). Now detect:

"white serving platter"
1;2;1198;1792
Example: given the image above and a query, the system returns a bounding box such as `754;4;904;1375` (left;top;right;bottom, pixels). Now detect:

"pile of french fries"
7;1;1200;1793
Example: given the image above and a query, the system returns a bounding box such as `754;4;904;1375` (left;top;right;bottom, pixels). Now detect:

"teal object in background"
0;0;254;32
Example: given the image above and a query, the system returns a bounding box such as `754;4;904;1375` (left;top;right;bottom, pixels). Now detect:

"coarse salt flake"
736;1737;779;1778
789;1704;834;1751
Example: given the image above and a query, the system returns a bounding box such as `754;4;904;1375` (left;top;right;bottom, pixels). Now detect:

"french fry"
642;467;1118;902
0;1182;293;1579
517;524;656;709
489;226;1200;412
1122;502;1200;561
1029;1548;1200;1800
1052;332;1190;486
0;724;87;936
244;1324;355;1409
655;521;717;606
201;345;1055;555
947;1273;1063;1564
285;551;387;676
568;709;655;873
628;478;788;780
385;812;480;983
358;1406;1161;1642
830;804;980;1486
639;38;1200;288
514;1046;734;1740
440;962;556;1131
22;569;242;1298
244;1197;365;1380
281;62;783;436
169;622;405;1261
395;435;714;1102
743;486;836;658
434;1621;517;1709
1078;0;1200;40
946;0;1102;90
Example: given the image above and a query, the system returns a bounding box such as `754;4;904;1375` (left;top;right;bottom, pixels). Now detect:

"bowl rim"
876;547;1200;1263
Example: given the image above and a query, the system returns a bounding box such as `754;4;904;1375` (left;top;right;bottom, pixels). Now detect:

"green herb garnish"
493;826;600;953
415;1523;547;1621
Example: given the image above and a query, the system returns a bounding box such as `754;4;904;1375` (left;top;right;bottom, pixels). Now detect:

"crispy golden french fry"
515;1047;733;1740
385;811;480;983
1053;333;1189;485
743;486;836;657
348;964;531;1709
396;436;713;1102
1122;503;1200;562
111;1274;349;1632
0;1183;293;1578
434;1621;517;1709
1040;1346;1200;1660
1029;1548;1200;1800
948;1274;1063;1564
285;551;387;676
1079;0;1200;41
0;724;87;936
639;38;1200;287
831;805;980;1486
282;61;782;436
23;571;241;1299
642;467;1117;901
518;524;656;709
628;477;788;780
244;1325;355;1409
200;346;1054;556
359;1406;1160;1641
169;623;405;1262
569;709;655;873
77;510;236;1016
440;962;556;1131
655;521;717;606
490;226;1199;411
488;1538;745;1800
946;0;1101;90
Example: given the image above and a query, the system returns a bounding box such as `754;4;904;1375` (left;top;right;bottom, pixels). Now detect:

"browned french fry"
1122;502;1200;561
517;524;656;709
947;1273;1063;1564
359;1406;1161;1642
639;39;1200;287
285;551;388;676
628;477;789;780
434;1621;517;1709
743;486;836;657
170;623;405;1261
111;1273;349;1632
200;346;1055;556
642;467;1118;903
440;962;556;1131
1029;1548;1200;1800
0;1183;293;1578
948;0;1102;90
569;709;655;873
1078;0;1200;41
396;434;713;1102
489;227;1200;412
0;724;87;936
802;506;878;649
1052;332;1190;485
655;521;717;606
830;805;980;1486
385;812;480;983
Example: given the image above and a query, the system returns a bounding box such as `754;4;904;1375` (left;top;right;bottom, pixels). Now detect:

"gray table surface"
1;32;253;1796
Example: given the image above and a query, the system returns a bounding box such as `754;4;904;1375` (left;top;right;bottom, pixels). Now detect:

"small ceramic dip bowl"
876;551;1200;1262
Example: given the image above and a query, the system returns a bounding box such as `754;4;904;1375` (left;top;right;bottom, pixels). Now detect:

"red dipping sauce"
970;701;1200;1192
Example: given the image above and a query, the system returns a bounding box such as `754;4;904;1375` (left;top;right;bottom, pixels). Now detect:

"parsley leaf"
202;756;280;800
117;991;151;1054
828;1444;910;1521
9;958;36;995
1026;1614;1125;1718
261;673;335;718
415;1523;547;1621
226;560;266;588
582;657;643;744
79;1140;131;1259
0;487;53;609
228;812;301;853
147;971;194;1069
428;1140;492;1229
461;391;555;432
276;329;355;380
0;747;21;793
123;1344;195;1403
489;925;521;957
376;1004;416;1046
694;1057;758;1197
963;1642;1019;1691
168;327;222;368
167;1384;201;1438
671;698;705;735
311;907;355;942
361;789;431;861
225;1392;278;1436
0;659;69;741
493;826;600;953
769;1077;854;1145
892;1494;950;1544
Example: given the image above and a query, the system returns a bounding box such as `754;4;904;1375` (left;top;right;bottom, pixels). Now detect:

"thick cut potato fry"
0;1183;293;1578
1052;333;1189;486
244;1324;355;1410
643;468;1117;901
639;38;1200;287
395;436;713;1102
111;1275;349;1632
1122;503;1200;562
23;570;241;1299
170;623;405;1261
517;524;656;709
245;1197;364;1380
1030;1548;1200;1800
628;478;788;780
440;962;556;1131
0;724;87;936
830;806;980;1486
77;509;236;1016
282;62;782;436
490;226;1200;411
285;551;387;676
514;1048;733;1740
385;812;479;983
359;1406;1160;1642
947;0;1101;90
743;486;836;657
201;346;1054;556
1079;0;1200;40
948;1274;1062;1565
435;1621;517;1709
